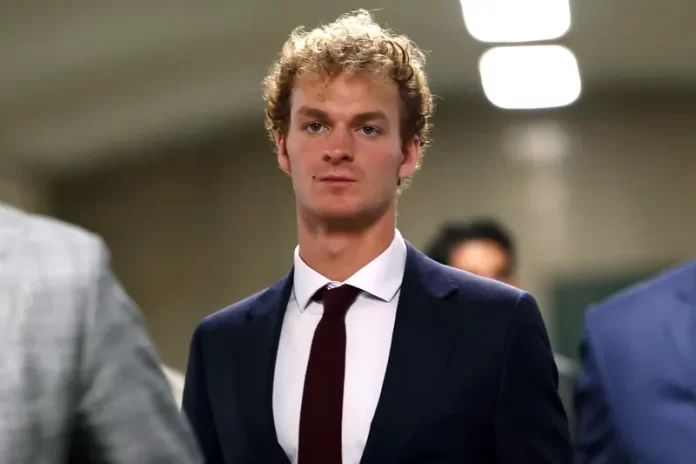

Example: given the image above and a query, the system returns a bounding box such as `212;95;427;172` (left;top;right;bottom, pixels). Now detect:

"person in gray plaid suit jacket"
0;204;202;463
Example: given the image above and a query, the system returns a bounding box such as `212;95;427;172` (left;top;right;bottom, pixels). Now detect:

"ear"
276;132;291;175
398;137;421;180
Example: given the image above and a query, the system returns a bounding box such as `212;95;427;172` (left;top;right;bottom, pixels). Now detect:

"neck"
297;208;397;282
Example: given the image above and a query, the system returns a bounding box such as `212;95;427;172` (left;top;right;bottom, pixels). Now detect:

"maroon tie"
298;284;361;464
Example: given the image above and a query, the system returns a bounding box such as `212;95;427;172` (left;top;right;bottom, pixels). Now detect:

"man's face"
449;239;517;286
276;72;419;225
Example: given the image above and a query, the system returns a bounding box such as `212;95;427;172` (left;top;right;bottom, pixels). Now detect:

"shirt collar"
292;229;408;311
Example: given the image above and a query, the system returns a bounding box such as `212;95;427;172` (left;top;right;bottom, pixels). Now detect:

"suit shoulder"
2;206;109;289
1;207;117;340
3;206;105;259
195;284;278;333
437;260;526;306
585;259;696;330
415;255;536;330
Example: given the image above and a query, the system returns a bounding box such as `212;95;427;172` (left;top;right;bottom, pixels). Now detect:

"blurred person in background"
183;9;571;464
574;258;696;463
0;203;202;463
425;218;519;287
425;218;580;434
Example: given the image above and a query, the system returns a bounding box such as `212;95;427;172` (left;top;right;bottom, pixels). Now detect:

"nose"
323;128;354;164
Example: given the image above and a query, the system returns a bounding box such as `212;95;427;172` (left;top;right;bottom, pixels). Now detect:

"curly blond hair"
262;9;434;166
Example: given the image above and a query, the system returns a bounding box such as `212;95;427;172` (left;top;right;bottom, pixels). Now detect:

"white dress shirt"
161;365;185;408
273;229;407;464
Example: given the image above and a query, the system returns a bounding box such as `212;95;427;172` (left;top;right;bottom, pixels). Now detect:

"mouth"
317;175;356;185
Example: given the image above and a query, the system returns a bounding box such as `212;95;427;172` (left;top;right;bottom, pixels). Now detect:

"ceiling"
2;0;695;176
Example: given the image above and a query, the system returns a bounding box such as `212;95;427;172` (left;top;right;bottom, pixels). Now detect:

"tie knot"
316;284;360;317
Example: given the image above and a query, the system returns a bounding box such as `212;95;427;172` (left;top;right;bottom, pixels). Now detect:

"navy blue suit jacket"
183;244;571;463
574;259;696;463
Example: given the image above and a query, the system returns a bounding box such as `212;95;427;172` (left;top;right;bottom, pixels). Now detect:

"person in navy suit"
574;259;696;463
183;9;571;464
425;219;580;435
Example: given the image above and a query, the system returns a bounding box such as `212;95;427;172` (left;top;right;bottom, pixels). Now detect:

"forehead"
451;239;510;266
290;73;401;117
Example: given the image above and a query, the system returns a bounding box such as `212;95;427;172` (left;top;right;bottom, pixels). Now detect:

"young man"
183;10;571;463
0;203;202;463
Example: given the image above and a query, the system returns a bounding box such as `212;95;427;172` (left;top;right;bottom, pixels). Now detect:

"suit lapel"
235;271;294;463
360;244;459;463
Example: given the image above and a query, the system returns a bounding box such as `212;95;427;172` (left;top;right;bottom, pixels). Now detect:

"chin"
312;196;360;214
313;204;387;229
315;206;364;221
300;195;391;225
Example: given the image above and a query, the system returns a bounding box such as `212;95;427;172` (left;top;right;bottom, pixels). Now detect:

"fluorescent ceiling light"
461;0;571;43
479;45;582;110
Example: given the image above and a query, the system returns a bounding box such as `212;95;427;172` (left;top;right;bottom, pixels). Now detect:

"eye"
305;122;326;133
359;125;380;136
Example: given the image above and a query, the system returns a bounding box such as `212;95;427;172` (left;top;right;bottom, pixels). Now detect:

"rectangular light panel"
479;45;582;110
461;0;571;43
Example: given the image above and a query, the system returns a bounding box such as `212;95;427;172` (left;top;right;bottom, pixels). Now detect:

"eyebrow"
295;106;389;125
296;106;330;120
352;111;389;125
